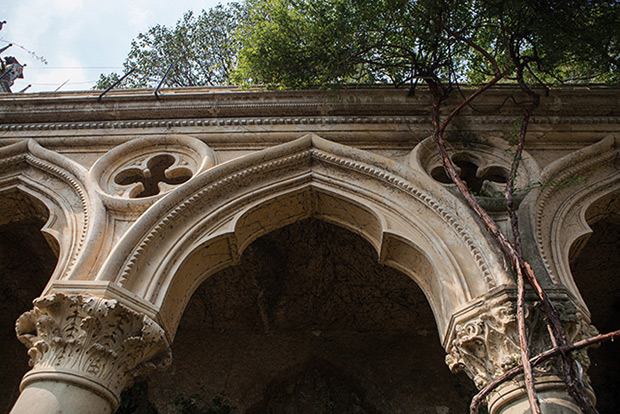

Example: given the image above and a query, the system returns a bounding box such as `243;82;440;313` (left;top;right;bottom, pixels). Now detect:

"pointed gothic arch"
520;134;620;309
96;134;512;341
0;139;104;283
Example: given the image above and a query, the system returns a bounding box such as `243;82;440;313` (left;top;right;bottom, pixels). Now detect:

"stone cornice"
1;86;618;126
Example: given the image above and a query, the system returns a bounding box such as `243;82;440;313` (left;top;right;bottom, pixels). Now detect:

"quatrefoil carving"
114;154;192;198
91;135;217;205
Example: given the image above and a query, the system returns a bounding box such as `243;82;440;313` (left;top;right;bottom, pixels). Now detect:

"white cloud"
127;5;151;29
55;0;84;14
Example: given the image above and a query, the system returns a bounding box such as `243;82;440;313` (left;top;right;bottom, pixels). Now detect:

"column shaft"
10;381;112;414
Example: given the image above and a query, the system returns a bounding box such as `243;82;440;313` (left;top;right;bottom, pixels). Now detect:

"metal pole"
98;68;136;101
0;43;12;54
54;79;70;92
154;61;176;100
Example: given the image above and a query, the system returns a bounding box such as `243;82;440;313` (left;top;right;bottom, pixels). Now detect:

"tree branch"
470;330;620;413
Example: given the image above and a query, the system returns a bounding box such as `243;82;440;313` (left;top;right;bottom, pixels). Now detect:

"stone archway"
1;87;617;414
0;189;58;411
4;133;511;414
4;132;606;414
569;192;620;412
144;218;476;413
96;133;510;412
103;134;511;344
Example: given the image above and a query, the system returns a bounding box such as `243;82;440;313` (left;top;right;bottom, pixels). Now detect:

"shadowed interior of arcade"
570;191;620;414
140;218;475;413
0;190;57;413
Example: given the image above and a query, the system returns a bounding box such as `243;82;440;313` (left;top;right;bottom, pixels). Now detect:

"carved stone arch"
520;134;620;308
99;134;512;342
0;139;100;282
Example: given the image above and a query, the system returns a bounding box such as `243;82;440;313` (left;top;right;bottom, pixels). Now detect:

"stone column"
445;294;597;414
10;293;171;414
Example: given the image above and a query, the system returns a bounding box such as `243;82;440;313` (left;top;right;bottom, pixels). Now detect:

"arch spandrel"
520;134;620;308
96;134;512;342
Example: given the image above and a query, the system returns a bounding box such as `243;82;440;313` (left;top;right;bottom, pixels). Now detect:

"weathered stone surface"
0;86;617;413
15;293;171;411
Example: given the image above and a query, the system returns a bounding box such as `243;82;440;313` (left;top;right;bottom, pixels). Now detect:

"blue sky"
1;0;230;93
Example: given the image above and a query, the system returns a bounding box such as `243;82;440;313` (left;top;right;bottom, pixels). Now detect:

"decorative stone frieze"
15;293;171;409
445;293;597;390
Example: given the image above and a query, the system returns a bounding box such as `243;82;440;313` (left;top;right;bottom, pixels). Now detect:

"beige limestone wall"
0;86;619;413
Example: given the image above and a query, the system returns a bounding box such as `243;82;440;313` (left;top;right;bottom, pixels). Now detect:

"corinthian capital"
15;293;171;408
445;300;521;389
444;292;597;390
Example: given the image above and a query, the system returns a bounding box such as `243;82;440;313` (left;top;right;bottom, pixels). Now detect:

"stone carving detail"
445;296;596;389
0;56;25;93
445;301;520;388
113;153;193;198
107;152;194;199
15;293;171;401
90;134;216;202
408;136;540;204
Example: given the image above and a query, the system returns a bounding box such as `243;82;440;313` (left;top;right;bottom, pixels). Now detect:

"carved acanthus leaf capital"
445;295;597;389
15;293;171;401
445;301;521;388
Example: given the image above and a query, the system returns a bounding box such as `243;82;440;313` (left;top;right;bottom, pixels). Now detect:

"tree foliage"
96;0;618;90
235;0;619;89
236;0;470;87
95;2;246;89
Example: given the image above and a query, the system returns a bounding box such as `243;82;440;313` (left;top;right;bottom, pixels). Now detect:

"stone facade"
0;86;618;413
